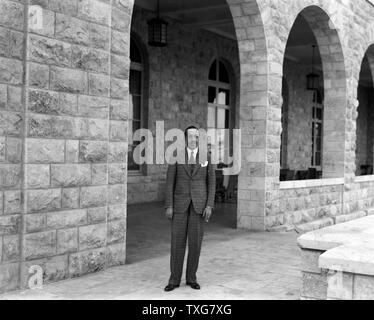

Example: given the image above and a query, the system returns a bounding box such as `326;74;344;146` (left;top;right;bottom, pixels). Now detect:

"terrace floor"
0;202;302;300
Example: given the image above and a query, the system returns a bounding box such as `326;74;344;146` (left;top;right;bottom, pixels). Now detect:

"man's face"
187;129;199;150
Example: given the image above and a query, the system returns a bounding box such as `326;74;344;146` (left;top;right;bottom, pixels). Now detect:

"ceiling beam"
284;53;323;71
286;43;319;50
284;53;299;62
161;4;228;15
134;0;156;12
204;27;237;41
182;18;233;28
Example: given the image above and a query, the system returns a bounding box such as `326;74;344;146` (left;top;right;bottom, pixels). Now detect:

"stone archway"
123;0;269;233
364;45;374;85
278;6;348;180
355;45;374;176
263;5;348;229
299;6;347;180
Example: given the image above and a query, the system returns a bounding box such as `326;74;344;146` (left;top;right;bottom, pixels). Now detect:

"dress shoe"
164;284;179;292
186;282;201;290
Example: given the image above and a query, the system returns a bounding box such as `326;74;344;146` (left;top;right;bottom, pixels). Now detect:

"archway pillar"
229;0;284;231
230;0;270;231
236;71;284;231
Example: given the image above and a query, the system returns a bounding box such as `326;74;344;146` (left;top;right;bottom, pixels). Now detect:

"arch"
206;53;240;130
282;5;347;179
207;58;237;170
280;76;289;169
130;32;150;130
355;44;374;176
364;45;374;83
207;58;236;129
129;32;149;174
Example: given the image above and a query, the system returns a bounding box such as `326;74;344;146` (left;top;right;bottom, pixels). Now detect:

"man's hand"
203;206;213;222
165;207;173;220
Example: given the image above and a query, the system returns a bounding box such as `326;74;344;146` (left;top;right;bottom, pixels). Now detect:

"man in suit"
164;126;216;292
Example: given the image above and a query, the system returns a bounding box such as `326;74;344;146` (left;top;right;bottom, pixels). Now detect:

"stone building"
1;0;374;293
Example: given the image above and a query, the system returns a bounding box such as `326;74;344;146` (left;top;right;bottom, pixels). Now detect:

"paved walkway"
0;203;302;300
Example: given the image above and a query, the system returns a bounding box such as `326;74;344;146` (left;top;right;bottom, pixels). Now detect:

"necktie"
189;151;196;174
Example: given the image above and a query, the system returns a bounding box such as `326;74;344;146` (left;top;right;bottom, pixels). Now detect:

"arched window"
311;89;323;170
281;77;289;169
207;59;233;167
356;52;374;176
129;37;145;172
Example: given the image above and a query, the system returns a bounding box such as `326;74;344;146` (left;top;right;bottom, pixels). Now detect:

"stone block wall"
0;0;132;293
326;271;374;300
269;177;374;230
0;0;25;292
22;0;128;288
300;248;328;300
344;179;374;214
273;184;343;228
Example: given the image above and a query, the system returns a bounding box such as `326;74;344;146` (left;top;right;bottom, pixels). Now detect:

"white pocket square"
201;161;209;167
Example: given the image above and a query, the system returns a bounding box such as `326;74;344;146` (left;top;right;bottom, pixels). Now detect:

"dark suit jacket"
165;150;216;214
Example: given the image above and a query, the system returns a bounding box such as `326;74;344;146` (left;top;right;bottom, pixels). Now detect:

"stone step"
334;211;367;225
295;218;334;234
267;224;295;233
269;209;373;234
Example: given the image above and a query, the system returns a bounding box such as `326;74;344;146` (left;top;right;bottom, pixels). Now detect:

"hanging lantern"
148;0;168;47
306;73;320;91
306;45;320;91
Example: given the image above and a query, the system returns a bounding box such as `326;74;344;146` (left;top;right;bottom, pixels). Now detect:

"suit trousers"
169;202;205;285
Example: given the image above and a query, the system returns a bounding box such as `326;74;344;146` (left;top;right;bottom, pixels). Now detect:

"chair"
296;170;308;180
361;165;373;176
369;166;373;175
307;168;317;180
286;170;295;181
225;175;238;203
280;169;288;181
215;170;225;203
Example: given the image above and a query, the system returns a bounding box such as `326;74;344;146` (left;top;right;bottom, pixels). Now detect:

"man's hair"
184;125;199;139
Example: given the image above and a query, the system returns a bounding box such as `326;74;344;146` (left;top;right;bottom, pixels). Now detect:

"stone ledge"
279;178;344;190
267;224;295;232
354;175;374;183
319;244;374;276
295;218;334;234
298;215;374;300
297;215;374;251
334;211;367;224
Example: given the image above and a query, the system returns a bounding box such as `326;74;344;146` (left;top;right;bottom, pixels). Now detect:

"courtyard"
0;203;301;300
1;0;374;298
